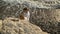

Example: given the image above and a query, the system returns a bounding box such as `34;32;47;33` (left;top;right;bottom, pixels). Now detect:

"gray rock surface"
30;8;60;34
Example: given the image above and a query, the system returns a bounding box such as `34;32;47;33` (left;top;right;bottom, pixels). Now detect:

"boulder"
1;17;48;34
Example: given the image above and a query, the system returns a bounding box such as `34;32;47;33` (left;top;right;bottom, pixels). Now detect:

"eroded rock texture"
30;8;60;34
1;17;48;34
0;0;60;34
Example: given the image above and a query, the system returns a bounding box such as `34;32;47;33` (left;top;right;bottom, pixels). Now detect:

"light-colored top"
24;11;30;20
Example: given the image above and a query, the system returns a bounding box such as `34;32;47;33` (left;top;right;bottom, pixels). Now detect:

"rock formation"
0;17;48;34
0;0;60;34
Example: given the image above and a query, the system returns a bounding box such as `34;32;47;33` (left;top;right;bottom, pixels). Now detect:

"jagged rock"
1;17;48;34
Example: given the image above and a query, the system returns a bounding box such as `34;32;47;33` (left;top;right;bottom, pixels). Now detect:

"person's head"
23;7;29;12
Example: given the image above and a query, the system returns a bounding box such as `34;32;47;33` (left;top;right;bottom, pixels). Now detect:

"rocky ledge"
0;17;48;34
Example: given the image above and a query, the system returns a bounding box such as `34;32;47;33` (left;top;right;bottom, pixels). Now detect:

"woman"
19;7;30;20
